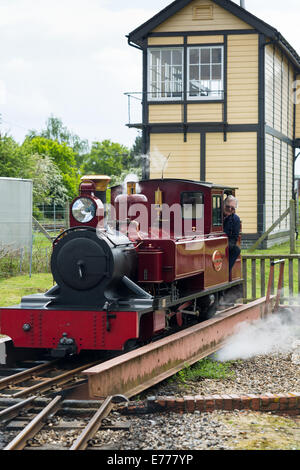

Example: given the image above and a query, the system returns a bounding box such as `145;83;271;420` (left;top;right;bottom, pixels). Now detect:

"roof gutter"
126;35;143;51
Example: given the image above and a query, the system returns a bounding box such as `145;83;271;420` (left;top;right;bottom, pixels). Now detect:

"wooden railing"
242;254;300;303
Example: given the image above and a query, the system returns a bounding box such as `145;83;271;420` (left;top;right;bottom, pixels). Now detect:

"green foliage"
81;139;131;185
27;115;89;167
173;358;235;384
0;232;53;280
23;153;69;205
0;116;145;211
124;133;143;170
0;135;28;178
21;136;79;199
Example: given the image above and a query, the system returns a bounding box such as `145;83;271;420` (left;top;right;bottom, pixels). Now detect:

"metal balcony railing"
124;89;224;126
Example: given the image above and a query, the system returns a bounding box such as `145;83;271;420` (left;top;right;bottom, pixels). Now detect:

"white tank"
0;177;32;251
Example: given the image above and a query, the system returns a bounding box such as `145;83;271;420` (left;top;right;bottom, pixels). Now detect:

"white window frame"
148;47;184;101
187;45;224;101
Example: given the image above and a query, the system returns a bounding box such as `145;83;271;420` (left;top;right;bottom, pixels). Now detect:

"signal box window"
181;192;204;219
212;195;222;226
188;46;223;100
148;48;183;100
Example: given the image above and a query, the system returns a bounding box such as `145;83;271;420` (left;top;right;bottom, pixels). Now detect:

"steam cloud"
216;307;300;362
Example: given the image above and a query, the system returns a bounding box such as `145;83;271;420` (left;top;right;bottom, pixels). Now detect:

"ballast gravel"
141;352;300;398
88;350;300;451
1;350;298;451
93;411;239;450
1;309;300;451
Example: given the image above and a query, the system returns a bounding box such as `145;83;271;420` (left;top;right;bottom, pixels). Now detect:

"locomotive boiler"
0;175;243;357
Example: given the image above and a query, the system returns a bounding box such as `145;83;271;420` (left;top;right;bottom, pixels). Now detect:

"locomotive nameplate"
212;250;223;272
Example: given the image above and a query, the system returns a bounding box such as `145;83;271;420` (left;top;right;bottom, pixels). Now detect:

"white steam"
216;307;300;362
150;148;170;177
122;173;141;194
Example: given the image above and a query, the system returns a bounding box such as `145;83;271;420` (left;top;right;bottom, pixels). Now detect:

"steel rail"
3;395;62;450
9;361;100;398
0;361;59;390
0;396;37;422
69;396;114;450
69;394;128;451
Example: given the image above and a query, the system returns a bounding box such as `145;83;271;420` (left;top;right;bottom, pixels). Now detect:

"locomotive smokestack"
240;0;246;8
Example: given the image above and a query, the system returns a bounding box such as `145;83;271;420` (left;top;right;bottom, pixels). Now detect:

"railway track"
0;357;129;450
0;295;282;450
0;358;100;398
1;394;128;450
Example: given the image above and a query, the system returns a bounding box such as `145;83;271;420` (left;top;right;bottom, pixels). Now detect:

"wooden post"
248;207;290;252
290;199;296;254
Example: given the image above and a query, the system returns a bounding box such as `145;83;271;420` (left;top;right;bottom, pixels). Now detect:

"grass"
0;273;54;307
171;357;236;384
0;231;55;279
220;413;300;450
243;234;300;300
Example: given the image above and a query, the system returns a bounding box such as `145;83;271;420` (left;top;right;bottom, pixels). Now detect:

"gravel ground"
1;350;298;451
140;352;300;398
1;313;299;451
92;409;300;450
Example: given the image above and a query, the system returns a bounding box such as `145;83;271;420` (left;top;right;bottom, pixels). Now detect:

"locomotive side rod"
83;297;276;399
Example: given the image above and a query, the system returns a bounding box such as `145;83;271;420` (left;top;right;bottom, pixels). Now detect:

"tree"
21;137;79;199
23;153;69;206
81;140;131;185
27;115;89;167
131;133;143;158
0;135;27;178
123;133;143;170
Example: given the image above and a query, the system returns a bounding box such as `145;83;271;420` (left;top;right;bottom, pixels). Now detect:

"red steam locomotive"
0;176;243;357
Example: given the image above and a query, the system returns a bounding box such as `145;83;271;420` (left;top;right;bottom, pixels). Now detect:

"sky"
0;0;299;154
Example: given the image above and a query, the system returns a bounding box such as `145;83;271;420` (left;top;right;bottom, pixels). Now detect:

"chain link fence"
0;202;70;279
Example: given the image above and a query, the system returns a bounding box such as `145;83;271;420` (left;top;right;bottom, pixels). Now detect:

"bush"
0;233;52;279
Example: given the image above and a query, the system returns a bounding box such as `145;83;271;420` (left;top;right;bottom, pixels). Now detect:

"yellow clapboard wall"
187;35;224;44
149;133;200;180
149;104;183;123
152;0;253;33
265;134;294;233
148;37;184;46
265;46;294;137
206;132;257;233
148;103;223;123
227;34;259;124
187;103;223;122
149;132;258;234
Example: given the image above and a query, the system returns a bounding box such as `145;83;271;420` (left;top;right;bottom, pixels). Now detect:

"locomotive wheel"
197;294;218;321
124;339;140;352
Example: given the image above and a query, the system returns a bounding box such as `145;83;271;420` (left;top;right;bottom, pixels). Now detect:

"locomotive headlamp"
72;197;96;223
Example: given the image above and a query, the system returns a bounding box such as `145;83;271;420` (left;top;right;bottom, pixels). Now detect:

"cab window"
181;192;204;219
212;195;222;225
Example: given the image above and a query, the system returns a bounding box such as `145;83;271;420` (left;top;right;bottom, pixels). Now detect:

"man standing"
223;195;241;272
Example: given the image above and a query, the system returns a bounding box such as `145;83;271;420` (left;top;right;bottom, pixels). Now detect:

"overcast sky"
0;0;299;152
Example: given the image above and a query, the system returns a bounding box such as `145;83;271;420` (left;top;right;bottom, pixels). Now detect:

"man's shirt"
223;213;241;246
